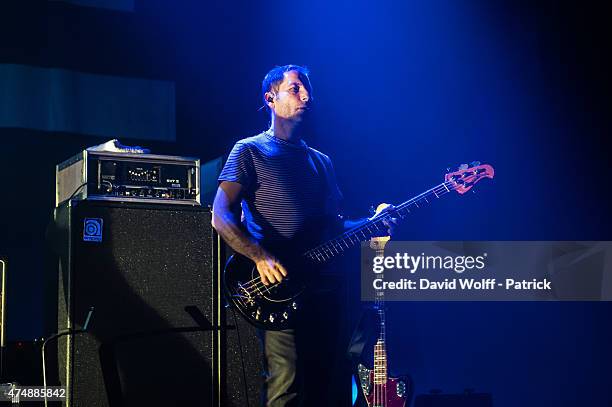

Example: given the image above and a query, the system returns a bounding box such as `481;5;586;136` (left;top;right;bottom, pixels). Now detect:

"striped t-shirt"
218;131;343;249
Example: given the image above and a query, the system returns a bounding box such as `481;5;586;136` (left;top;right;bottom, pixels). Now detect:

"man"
212;65;394;406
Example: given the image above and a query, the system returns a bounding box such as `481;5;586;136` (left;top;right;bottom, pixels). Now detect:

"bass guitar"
223;162;494;330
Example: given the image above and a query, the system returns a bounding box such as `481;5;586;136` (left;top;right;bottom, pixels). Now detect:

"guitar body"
223;252;307;330
357;363;409;407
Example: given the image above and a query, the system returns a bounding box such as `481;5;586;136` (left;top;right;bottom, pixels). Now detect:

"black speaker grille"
56;201;216;407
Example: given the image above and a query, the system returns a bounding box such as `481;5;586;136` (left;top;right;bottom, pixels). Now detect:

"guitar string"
240;167;490;299
237;182;457;298
237;178;460;291
239;190;450;298
234;168;487;299
241;180;455;290
237;181;458;297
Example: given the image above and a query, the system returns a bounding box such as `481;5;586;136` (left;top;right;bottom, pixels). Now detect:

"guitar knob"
269;313;276;323
470;161;481;167
282;311;289;320
291;302;298;310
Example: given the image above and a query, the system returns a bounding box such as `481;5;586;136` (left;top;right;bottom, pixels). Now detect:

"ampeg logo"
83;218;103;242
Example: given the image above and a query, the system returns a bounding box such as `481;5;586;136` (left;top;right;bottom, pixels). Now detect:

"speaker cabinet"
52;200;219;407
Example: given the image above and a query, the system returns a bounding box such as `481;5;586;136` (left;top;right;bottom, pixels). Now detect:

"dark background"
1;1;611;405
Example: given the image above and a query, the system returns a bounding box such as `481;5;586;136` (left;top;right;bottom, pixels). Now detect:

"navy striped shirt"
219;131;343;248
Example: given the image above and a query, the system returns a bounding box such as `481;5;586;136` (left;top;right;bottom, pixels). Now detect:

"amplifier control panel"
56;151;200;206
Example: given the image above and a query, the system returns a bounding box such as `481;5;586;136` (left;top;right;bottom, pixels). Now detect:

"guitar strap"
307;148;332;198
307;148;342;219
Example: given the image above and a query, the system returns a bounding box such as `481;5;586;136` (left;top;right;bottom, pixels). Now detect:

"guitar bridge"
235;282;257;306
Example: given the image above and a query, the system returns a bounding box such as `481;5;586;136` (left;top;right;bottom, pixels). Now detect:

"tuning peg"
458;163;469;170
369;205;376;216
446;167;451;173
470;161;481;167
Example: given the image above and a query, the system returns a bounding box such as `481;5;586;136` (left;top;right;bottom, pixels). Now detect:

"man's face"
268;70;312;122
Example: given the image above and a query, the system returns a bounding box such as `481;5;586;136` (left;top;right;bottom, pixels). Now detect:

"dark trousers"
259;329;300;406
257;283;351;407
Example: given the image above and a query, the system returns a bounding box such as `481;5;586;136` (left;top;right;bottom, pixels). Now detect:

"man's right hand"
212;181;288;286
253;252;288;286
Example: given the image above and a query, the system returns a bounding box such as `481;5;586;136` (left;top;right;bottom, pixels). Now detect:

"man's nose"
301;90;310;103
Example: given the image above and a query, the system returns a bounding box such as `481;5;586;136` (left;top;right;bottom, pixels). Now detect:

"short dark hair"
261;64;312;112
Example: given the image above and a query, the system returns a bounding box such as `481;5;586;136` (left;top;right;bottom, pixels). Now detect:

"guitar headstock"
369;203;391;251
445;161;495;195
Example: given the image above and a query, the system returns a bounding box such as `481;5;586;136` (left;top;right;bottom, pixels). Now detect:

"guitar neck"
304;180;455;263
374;246;388;384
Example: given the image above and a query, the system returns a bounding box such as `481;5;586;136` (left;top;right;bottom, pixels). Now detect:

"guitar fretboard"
373;339;388;385
303;180;456;263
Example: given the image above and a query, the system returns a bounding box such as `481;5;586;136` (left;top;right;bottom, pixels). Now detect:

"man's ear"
264;91;275;107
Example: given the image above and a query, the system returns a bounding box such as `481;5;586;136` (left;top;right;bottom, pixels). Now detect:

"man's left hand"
369;204;399;237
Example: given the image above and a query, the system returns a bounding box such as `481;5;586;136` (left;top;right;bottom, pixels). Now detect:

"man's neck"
269;117;302;143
